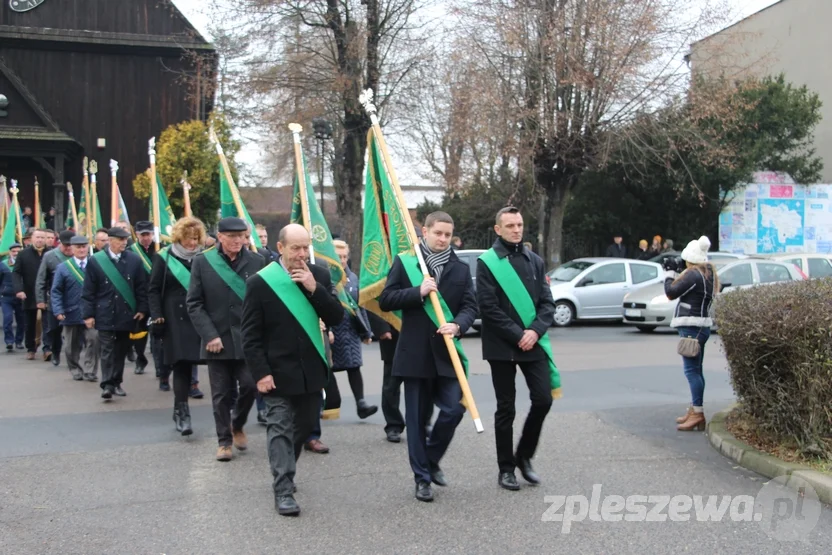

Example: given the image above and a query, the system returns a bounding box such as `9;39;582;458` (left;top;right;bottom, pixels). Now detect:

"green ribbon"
159;246;192;291
131;243;152;274
398;254;469;377
93;250;137;313
479;248;561;395
203;248;247;301
65;257;85;286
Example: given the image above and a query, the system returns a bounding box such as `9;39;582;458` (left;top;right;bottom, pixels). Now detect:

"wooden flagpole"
10;180;23;242
89;161;99;234
149;138;161;250
181;172;192;218
110;160;119;227
288;123;316;264
360;89;483;433
82;158;92;239
34;177;41;229
210;127;255;251
66;182;80;233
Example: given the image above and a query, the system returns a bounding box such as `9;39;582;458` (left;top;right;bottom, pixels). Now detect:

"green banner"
0;194;19;255
219;163;262;249
151;174;177;243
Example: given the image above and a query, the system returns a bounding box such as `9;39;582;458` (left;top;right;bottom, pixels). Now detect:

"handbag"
677;336;701;357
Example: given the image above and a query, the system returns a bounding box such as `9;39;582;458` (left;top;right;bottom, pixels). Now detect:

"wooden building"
0;0;215;230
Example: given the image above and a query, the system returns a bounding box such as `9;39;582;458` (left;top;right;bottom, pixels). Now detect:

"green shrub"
715;278;832;458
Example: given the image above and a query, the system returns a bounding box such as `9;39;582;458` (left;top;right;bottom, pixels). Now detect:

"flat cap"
59;230;76;245
135;221;153;234
107;227;131;239
70;235;89;245
218;217;248;233
9;242;22;249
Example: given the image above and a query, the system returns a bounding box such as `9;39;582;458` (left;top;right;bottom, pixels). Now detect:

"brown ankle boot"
676;406;694;424
677;411;706;431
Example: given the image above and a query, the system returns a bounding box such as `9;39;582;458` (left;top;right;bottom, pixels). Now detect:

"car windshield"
548;260;595;282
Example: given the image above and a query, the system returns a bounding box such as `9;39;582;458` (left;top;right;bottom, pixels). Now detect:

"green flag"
151;174;177;242
358;128;413;330
219;163;262;249
290;150;356;314
0;194;20;255
76;185;88;233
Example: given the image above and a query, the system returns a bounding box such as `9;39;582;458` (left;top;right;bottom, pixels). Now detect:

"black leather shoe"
52;353;60;366
178;402;193;436
257;409;267;425
276;495;300;516
356;399;378;419
114;386;127;397
415;481;434;502
498;472;521;491
430;465;448;487
101;387;113;400
386;430;401;443
517;458;541;485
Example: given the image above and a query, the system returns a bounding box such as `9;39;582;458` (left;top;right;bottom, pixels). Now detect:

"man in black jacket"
242;223;343;516
13;228;49;359
129;221;155;375
605;235;627;258
368;312;404;443
187;217;265;463
82;227;149;399
476;207;557;491
379;211;477;503
35;229;74;366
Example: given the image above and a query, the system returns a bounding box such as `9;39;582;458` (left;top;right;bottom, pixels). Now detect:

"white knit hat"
681;236;711;265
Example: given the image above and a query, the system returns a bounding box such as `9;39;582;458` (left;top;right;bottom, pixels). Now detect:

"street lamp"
312;117;333;214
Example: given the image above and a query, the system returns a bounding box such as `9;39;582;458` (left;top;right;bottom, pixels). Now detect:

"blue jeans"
678;326;711;407
2;297;24;346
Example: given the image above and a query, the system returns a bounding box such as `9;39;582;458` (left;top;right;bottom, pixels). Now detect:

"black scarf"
419;238;452;283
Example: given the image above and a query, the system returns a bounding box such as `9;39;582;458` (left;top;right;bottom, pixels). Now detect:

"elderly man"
187;217;265;462
93;228;110;253
36;229;75;366
242;223;343;516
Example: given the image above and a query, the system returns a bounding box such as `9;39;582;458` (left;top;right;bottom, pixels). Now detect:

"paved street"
1;324;831;553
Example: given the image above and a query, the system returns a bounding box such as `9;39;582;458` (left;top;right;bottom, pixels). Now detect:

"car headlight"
650;294;671;305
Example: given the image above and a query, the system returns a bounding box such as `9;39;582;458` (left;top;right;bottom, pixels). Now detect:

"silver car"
621;259;805;332
547;258;665;326
756;253;832;279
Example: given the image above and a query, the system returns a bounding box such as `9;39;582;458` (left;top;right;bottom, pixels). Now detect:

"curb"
707;409;832;506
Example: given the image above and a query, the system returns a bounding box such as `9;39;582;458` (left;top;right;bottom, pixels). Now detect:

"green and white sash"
159;247;192;291
258;262;327;366
92;250;137;313
65;258;85;286
479;249;561;397
204;248;247;301
398;253;469;376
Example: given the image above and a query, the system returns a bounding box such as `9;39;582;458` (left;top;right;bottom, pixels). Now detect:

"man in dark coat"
187;217;265;462
605;235;627;258
477;207;558;491
1;243;24;351
242;223;343;516
379;211;477;502
13;228;49;359
368;311;405;443
35;229;75;365
82;227;149;399
53;235;99;381
129;221;156;374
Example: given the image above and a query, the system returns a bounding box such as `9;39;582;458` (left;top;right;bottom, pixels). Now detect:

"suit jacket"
242;260;343;395
36;247;70;305
186;246;265;360
378;251;477;379
13;246;46;310
51;259;87;326
81;248;149;331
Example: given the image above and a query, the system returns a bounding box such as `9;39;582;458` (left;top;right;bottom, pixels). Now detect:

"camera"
662;256;686;273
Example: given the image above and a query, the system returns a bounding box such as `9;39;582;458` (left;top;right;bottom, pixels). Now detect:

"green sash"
258;262;327;366
55;251;69;263
204;248;247;301
131;243;152;274
1;258;11;272
159;247;192;291
65;258;85;286
92;250;137;313
398;254;469;376
479;249;562;397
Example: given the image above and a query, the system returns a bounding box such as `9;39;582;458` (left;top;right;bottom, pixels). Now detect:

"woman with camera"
148;217;207;436
664;236;718;432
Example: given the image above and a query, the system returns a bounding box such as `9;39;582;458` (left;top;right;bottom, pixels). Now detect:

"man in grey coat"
35;229;75;366
187;217;265;462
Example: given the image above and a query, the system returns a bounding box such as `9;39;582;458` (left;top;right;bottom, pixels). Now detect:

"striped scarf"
419;238;452;283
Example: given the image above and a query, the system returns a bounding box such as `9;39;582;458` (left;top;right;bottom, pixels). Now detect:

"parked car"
547;258;664;326
453;249;486;330
621;258;805;332
756;253;832;279
649;251;747;268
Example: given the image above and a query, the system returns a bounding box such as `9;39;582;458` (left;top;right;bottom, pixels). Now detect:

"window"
708;253;738;261
719;263;753;288
757;263;792;283
584;263;625;285
807;257;832;278
784;258;803;271
549;260;595;282
630;263;658;284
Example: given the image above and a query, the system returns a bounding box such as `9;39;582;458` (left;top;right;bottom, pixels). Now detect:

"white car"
757;253;832;279
547;258;665;326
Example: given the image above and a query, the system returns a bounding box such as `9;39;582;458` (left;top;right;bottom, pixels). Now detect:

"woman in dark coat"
149;217;206;436
330;240;377;419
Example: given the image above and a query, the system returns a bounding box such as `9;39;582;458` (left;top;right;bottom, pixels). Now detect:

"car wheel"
636;325;656;333
553;301;575;327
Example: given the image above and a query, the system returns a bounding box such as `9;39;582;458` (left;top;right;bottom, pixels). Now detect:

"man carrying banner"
129;221;155;375
476;207;559;491
82;227;149;399
52;235;99;381
379;211;477;502
242;223;343;516
35;229;75;367
187;217;265;462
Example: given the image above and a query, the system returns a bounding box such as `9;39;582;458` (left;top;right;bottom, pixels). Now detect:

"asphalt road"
1;323;830;553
